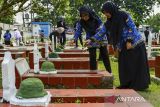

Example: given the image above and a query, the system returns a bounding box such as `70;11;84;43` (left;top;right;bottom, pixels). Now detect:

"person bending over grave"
57;17;68;46
40;30;45;42
71;5;111;73
49;27;65;49
86;1;150;90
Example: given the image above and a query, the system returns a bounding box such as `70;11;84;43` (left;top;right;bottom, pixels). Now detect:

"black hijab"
79;5;100;35
102;2;128;47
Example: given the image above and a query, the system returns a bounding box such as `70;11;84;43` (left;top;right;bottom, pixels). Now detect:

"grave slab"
155;56;160;77
57;52;89;58
29;52;91;69
63;47;85;52
0;89;153;107
15;58;112;89
39;58;91;70
0;46;43;57
0;52;26;59
148;57;155;68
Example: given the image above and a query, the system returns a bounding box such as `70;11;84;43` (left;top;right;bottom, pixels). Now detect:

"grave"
40;47;89;58
0;89;153;107
63;47;86;52
148;57;155;68
155;55;160;77
0;52;26;59
57;52;89;58
0;52;152;107
39;58;91;70
15;58;113;89
1;52;51;106
29;52;91;69
0;46;43;57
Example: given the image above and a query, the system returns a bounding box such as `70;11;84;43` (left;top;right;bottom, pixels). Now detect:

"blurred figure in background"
14;28;22;45
3;30;11;45
144;27;150;44
40;30;45;42
0;26;3;40
49;27;65;49
20;30;24;43
57;17;68;46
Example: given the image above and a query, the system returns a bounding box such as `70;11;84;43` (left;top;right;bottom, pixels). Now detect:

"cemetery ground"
0;56;160;107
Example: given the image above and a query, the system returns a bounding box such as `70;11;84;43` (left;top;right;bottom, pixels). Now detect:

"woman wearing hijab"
89;2;150;90
72;5;112;73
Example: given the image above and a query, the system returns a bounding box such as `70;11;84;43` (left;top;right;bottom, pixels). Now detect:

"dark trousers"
54;36;57;49
146;37;148;44
118;42;150;90
75;36;83;47
88;46;111;73
0;34;1;40
60;32;66;46
5;40;10;45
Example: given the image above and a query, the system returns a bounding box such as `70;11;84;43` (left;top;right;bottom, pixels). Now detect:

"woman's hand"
126;42;133;50
68;39;75;46
84;39;91;47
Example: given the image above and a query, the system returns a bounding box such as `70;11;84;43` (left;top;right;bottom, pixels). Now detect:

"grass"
98;58;160;107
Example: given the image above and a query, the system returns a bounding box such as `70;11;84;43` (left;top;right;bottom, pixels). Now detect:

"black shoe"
116;86;128;89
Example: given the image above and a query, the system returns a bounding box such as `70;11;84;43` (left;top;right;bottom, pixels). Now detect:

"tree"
0;0;30;23
31;0;159;26
83;0;158;23
31;0;73;25
146;13;160;32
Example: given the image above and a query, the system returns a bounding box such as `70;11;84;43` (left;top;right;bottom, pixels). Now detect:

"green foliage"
16;78;47;99
0;0;29;21
151;51;160;57
146;13;160;32
31;0;158;25
55;47;63;52
49;52;59;58
41;61;56;71
120;0;156;22
0;13;13;24
75;98;81;103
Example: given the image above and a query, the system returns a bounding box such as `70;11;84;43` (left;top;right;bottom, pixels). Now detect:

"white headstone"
45;41;49;58
17;39;19;46
2;52;16;102
34;36;36;43
52;36;55;52
156;33;159;44
15;58;30;76
148;31;152;58
33;43;40;74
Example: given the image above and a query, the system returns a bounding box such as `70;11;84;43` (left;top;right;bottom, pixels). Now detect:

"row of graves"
0;39;153;107
143;34;160;81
